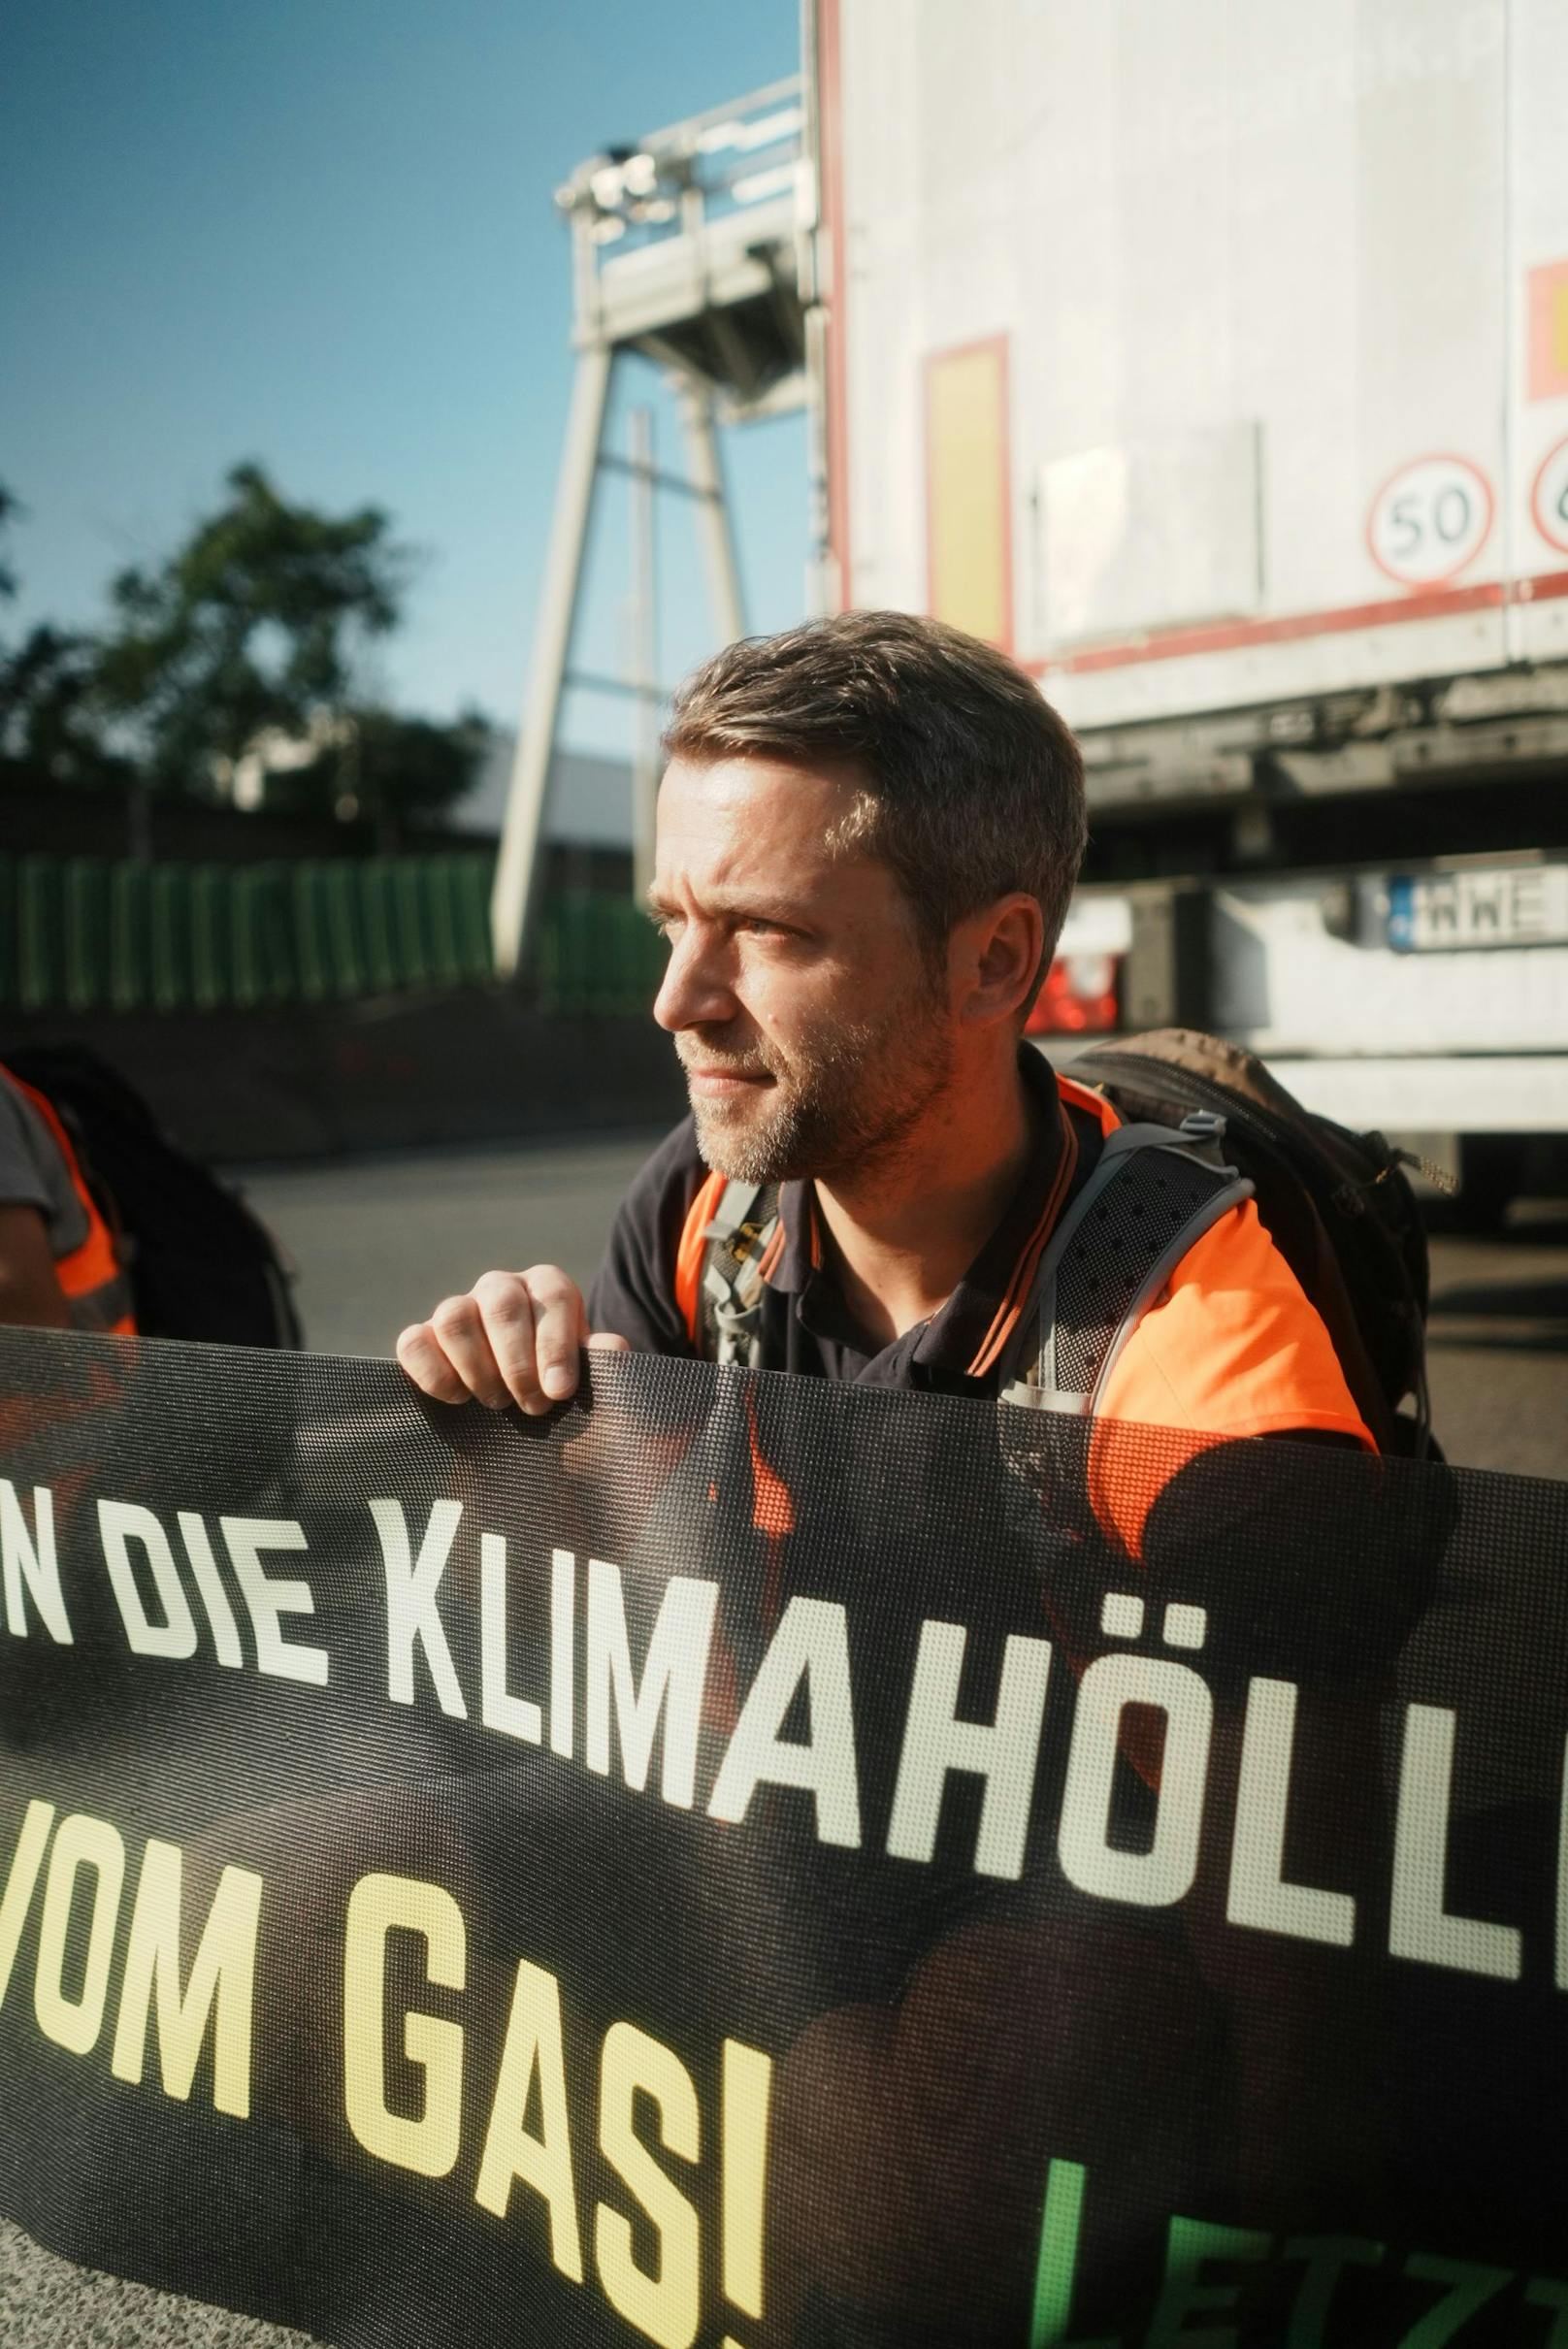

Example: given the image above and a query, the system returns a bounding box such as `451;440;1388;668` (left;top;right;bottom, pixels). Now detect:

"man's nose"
652;928;737;1032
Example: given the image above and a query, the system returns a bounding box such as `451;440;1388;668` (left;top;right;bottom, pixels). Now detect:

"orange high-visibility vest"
676;1070;1373;1558
0;1068;136;1335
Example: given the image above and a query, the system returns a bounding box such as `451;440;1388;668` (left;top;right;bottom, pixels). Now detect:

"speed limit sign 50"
1530;436;1568;559
1366;454;1495;588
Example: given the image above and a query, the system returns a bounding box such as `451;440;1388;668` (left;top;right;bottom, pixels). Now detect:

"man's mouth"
684;1063;774;1097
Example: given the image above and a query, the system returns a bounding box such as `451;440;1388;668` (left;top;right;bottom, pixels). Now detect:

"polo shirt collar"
765;1050;1077;1378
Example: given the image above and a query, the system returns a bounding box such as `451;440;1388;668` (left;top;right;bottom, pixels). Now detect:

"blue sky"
1;0;806;756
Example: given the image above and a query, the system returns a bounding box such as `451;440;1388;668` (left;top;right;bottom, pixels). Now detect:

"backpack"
1062;1029;1433;1456
689;1028;1436;1458
2;1045;303;1350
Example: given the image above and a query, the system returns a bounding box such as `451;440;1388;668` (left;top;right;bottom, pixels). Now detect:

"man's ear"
960;895;1044;1026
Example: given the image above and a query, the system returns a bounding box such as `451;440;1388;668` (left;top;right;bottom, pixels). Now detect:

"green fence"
0;856;667;1018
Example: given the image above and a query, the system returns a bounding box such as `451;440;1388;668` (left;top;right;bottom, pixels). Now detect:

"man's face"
649;754;954;1185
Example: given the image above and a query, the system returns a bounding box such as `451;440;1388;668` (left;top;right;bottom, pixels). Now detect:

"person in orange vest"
397;610;1373;1519
396;609;1411;2240
0;1061;136;1333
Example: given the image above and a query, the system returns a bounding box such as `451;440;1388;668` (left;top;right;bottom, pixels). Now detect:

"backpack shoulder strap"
998;1112;1254;1416
677;1176;783;1366
677;1119;1250;1391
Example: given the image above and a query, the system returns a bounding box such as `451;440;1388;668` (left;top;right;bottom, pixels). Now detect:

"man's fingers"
520;1267;589;1407
396;1318;489;1407
425;1292;515;1409
469;1270;547;1412
398;1269;600;1417
585;1329;632;1394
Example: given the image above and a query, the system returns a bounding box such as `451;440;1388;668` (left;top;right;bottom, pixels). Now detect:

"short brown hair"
662;610;1087;992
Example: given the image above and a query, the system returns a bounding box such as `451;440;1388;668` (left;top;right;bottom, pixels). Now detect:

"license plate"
1387;865;1568;952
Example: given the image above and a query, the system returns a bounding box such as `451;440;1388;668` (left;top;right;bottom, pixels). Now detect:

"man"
398;610;1373;1503
398;611;1403;2268
0;1061;135;1332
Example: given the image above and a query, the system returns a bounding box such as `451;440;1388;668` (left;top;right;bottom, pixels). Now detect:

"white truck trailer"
808;0;1568;1217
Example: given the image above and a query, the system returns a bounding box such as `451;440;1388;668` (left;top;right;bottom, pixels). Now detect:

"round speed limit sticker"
1529;436;1568;558
1366;454;1494;588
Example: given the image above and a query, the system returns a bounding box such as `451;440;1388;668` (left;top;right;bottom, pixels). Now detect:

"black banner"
1;1328;1566;2348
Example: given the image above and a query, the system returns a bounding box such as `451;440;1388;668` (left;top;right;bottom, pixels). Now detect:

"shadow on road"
1423;1197;1568;1353
1428;1242;1568;1354
1422;1204;1568;1247
1427;1299;1568;1352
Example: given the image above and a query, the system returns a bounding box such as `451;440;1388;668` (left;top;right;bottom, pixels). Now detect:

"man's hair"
661;610;1088;997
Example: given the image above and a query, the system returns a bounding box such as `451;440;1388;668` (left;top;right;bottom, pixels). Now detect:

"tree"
263;704;492;849
0;481;18;604
0;483;129;794
0;622;133;794
1;465;487;839
93;461;412;799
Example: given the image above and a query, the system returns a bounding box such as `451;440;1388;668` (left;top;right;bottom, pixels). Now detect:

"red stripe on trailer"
1024;571;1568;679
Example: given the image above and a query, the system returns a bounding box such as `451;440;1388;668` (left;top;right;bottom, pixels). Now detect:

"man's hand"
396;1267;630;1415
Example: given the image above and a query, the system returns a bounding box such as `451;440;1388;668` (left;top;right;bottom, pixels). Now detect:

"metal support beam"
628;406;660;904
564;669;667;702
597;451;724;504
491;342;613;979
677;378;747;645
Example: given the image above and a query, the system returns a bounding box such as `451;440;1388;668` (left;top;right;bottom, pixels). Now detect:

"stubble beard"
681;998;955;1188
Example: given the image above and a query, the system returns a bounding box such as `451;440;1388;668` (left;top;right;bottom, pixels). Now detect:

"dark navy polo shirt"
588;1049;1105;1396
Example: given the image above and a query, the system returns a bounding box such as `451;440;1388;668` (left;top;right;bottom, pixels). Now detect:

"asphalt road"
1421;1195;1568;1476
4;1136;1564;2348
250;1131;658;1361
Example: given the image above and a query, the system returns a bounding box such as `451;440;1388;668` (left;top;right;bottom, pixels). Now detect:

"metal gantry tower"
491;78;810;977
